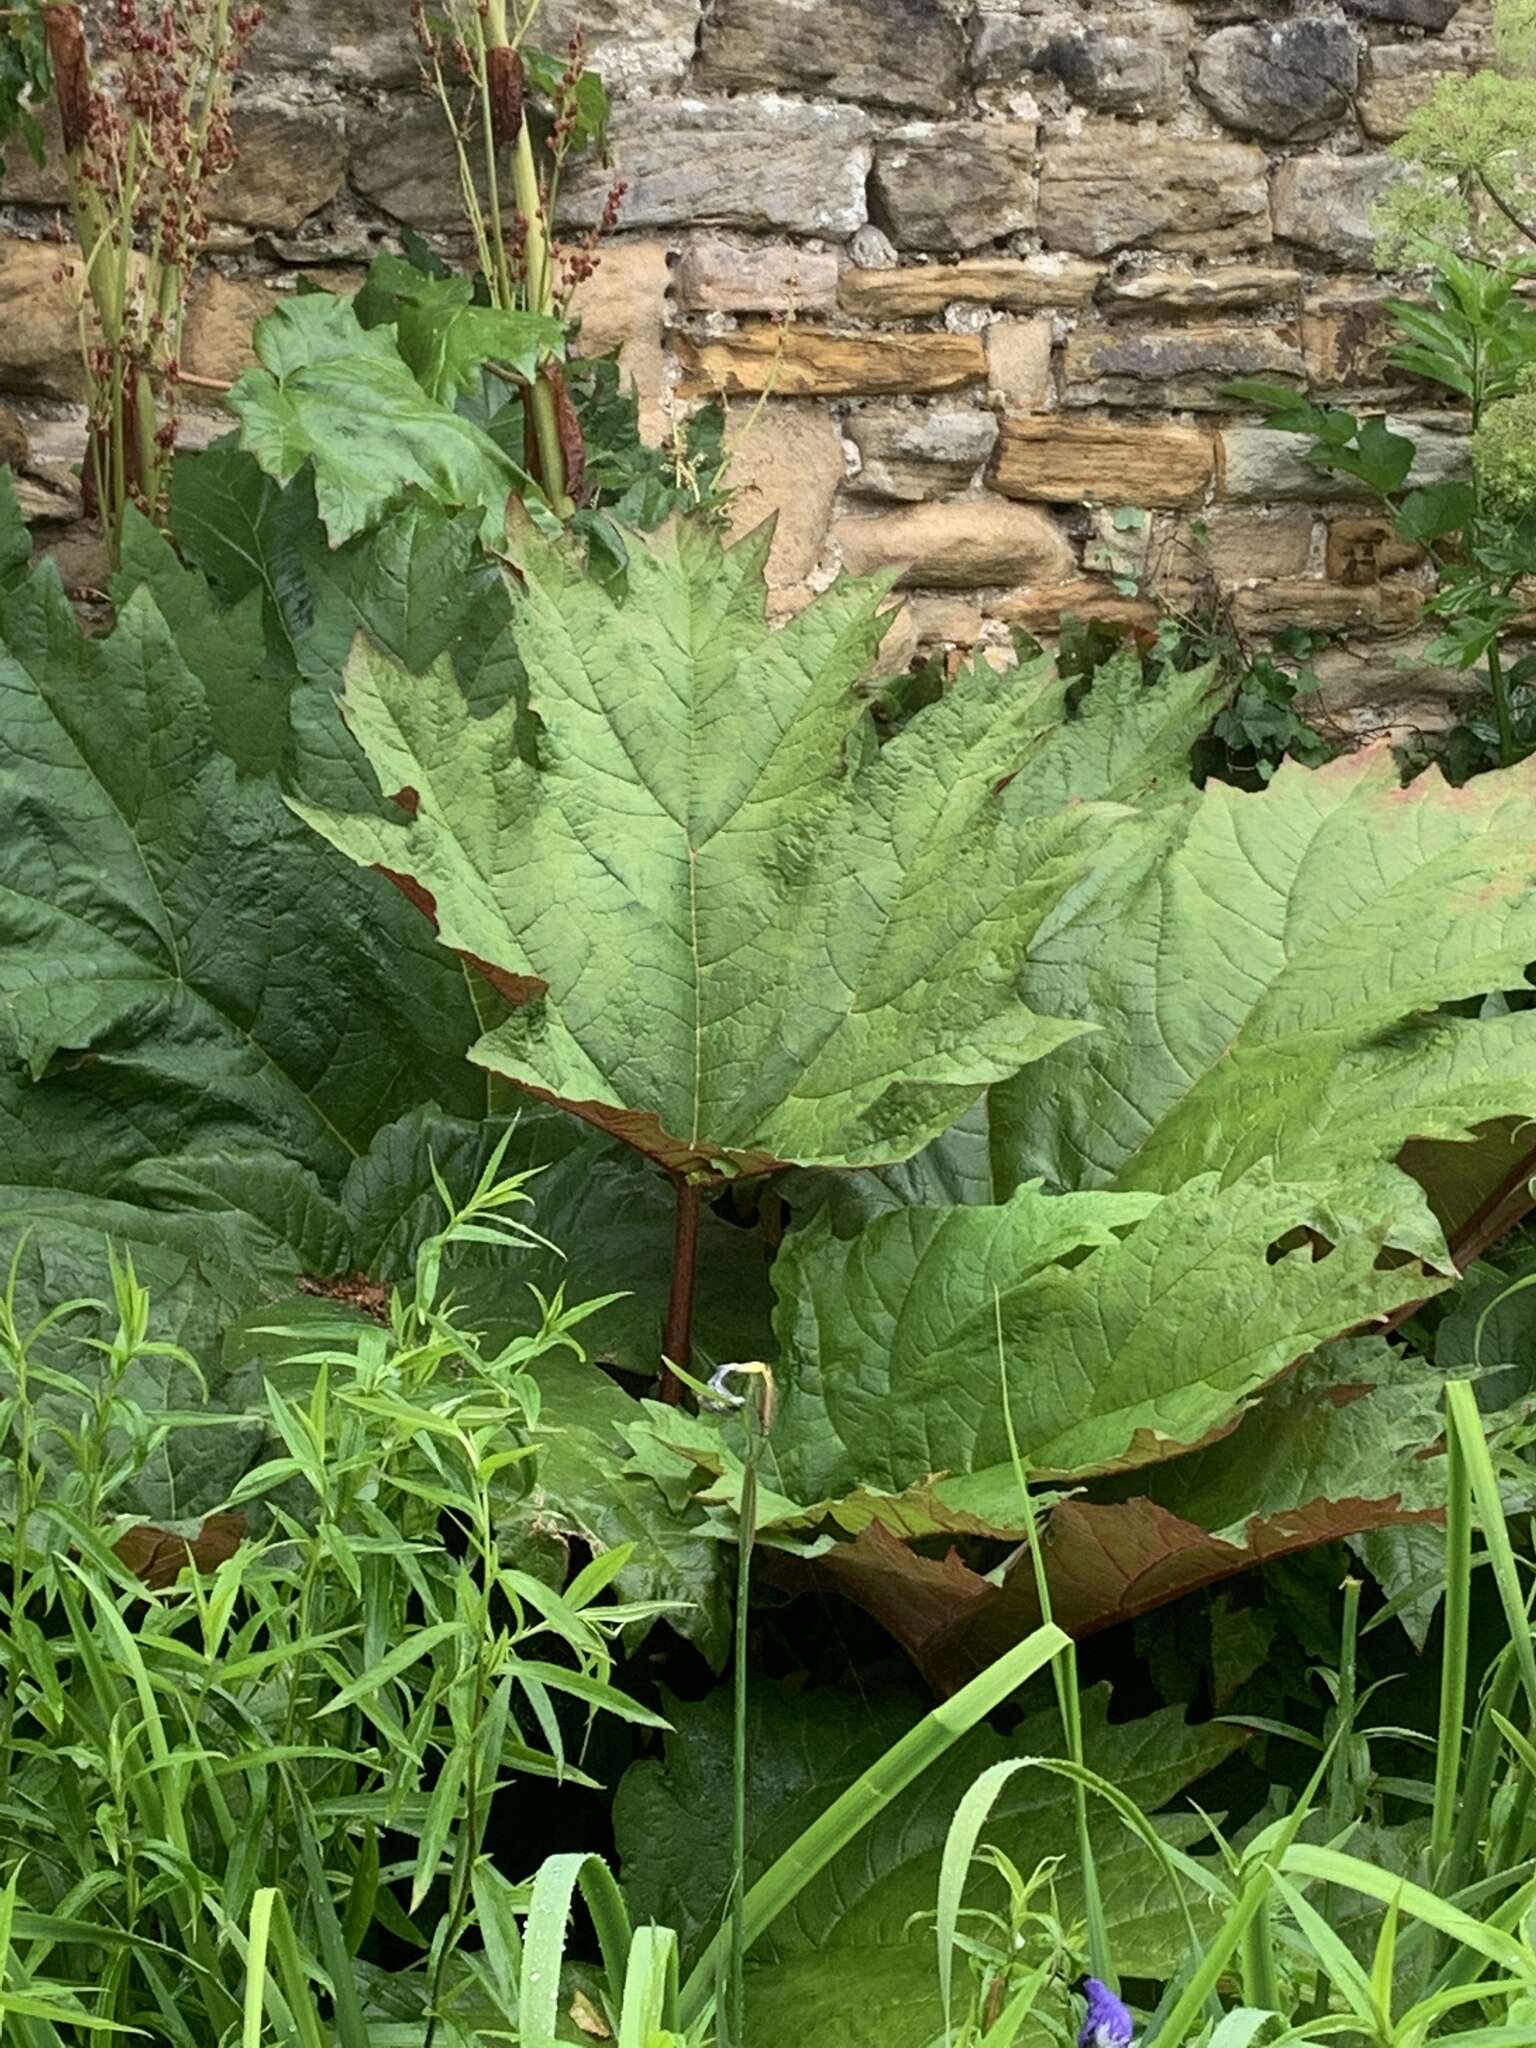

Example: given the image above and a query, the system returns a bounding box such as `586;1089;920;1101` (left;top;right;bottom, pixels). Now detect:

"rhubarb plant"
293;515;1157;1387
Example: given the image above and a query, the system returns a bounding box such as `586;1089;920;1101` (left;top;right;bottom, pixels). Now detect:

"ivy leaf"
227;295;529;546
294;518;1133;1180
1329;415;1417;496
1396;481;1477;544
616;1680;1242;2046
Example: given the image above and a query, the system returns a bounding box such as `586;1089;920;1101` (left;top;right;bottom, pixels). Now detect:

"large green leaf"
227;295;527;547
0;554;482;1192
359;260;565;404
995;745;1536;1254
768;1175;1444;1510
616;1680;1241;2048
294;519;1136;1180
816;1339;1460;1688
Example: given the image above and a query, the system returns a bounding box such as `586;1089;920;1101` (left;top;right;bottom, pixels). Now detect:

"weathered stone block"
0;238;86;399
676;325;988;399
1271;154;1403;267
540;0;704;95
847;408;1000;501
675;240;838;316
1344;0;1458;27
1101;265;1301;319
873;123;1038;253
216;97;347;231
725;404;846;592
1357;25;1488;142
249;0;417;85
570;241;672;441
1302;635;1481;745
990;417;1214;507
836;499;1076;588
1231;579;1423;637
1302;285;1408;392
987;317;1054;411
1195;21;1359;142
1195;508;1316;586
1063;322;1304;409
350;96;471;228
699;0;966;115
1326;516;1424;585
969;9;1189;119
839;256;1101;317
1220;419;1469;502
1039;133;1271;257
563;98;874;237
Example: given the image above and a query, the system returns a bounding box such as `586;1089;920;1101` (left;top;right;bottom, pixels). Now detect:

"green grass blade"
678;1623;1069;2032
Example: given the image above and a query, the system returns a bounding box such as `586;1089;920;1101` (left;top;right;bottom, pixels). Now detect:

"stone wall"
0;0;1501;736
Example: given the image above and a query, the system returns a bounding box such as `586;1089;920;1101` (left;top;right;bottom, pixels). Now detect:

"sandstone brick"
907;596;989;646
1195;21;1359;142
1039;134;1271;258
1302;286;1409;393
1220;419;1469;503
873;123;1038;253
0;238;86;400
726;404;845;592
990;417;1214;508
563;98;874;238
699;0;966;115
839;256;1102;318
989;578;1159;633
570;241;672;441
183;275;284;384
676;325;987;399
1101;265;1301;320
216;97;347;231
846;408;1000;501
969;9;1190;119
1063;322;1304;410
1230;579;1424;637
987;317;1054;411
836;499;1076;589
1271;155;1403;268
675;241;838;317
1326;516;1424;585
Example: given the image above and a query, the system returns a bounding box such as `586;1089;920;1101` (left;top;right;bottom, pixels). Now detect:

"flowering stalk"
414;0;625;520
41;0;261;567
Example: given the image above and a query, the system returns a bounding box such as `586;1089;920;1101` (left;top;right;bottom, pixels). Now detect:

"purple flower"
1076;1977;1135;2048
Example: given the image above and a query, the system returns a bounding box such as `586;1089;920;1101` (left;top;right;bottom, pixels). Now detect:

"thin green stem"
1432;1413;1473;1879
728;1409;757;2048
1488;638;1516;768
